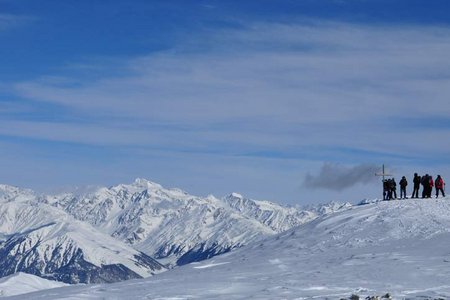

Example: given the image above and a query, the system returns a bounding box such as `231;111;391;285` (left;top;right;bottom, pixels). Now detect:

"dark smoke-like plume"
303;163;379;191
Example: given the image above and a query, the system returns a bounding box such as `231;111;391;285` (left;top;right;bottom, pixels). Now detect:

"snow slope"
0;185;165;284
40;179;344;266
12;198;450;299
0;273;67;297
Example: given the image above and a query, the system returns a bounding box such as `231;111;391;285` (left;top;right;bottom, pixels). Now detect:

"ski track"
192;261;230;269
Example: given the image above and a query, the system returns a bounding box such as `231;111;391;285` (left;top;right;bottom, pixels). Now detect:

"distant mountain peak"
229;192;244;199
131;178;163;189
0;184;28;193
0;184;35;202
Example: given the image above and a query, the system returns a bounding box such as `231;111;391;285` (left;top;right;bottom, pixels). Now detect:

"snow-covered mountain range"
0;179;350;288
0;184;165;284
37;178;350;266
12;198;450;299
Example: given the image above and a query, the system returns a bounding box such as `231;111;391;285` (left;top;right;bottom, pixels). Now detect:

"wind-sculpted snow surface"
40;179;341;266
0;186;165;284
13;198;450;299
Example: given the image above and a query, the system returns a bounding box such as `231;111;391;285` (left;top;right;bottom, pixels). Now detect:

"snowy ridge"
14;198;450;299
0;185;35;203
224;193;351;233
0;191;165;284
39;179;344;266
224;192;317;232
0;272;67;297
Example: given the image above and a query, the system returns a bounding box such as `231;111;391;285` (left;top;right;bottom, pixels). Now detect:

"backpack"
390;180;396;189
400;179;407;187
421;176;428;186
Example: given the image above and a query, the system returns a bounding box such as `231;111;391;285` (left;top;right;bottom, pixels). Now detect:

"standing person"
399;176;408;199
383;179;389;200
390;178;397;199
412;173;421;198
435;175;445;198
421;174;429;198
428;176;434;198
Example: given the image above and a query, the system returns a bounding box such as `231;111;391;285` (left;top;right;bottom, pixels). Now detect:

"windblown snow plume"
304;163;379;191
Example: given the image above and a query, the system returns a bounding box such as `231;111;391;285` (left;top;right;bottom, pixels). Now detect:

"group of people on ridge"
383;173;446;200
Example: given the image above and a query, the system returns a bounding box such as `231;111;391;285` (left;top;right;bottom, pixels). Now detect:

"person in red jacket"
435;175;446;198
428;176;434;198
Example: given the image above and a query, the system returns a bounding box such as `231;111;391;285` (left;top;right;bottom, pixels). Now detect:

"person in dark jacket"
412;173;421;198
435;175;445;198
390;178;397;199
399;176;408;199
421;174;430;198
383;179;390;200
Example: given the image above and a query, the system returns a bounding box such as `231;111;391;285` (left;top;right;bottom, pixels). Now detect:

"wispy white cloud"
7;21;450;162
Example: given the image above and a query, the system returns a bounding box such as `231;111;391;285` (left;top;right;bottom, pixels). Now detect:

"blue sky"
1;0;450;204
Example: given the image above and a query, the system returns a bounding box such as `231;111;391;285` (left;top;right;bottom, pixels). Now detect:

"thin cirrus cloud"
0;13;34;31
7;21;450;161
